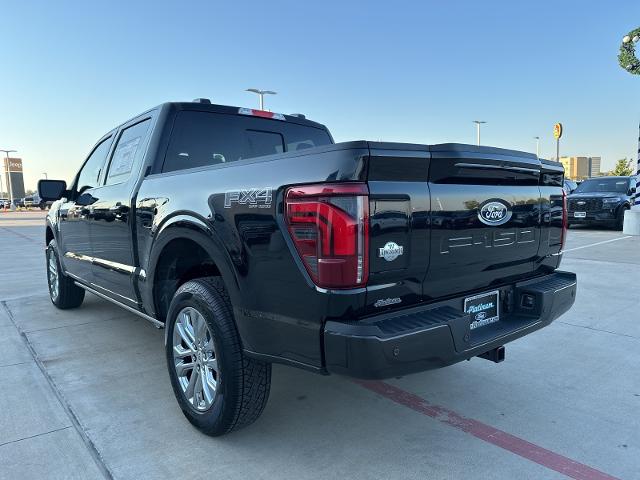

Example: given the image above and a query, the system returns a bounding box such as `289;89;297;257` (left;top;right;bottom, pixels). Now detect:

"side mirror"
38;179;67;201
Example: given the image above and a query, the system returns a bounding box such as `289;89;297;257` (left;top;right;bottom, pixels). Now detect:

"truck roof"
153;100;329;131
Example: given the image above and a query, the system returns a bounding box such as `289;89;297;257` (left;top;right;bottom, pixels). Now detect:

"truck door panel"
58;134;114;282
89;117;153;305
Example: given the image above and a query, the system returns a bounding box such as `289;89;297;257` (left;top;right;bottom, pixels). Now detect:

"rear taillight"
285;183;369;289
560;189;568;250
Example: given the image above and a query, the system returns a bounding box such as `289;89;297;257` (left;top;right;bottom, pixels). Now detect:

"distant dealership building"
559;156;602;180
2;157;26;201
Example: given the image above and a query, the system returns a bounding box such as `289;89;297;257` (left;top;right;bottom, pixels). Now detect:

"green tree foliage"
610;158;634;176
619;27;640;75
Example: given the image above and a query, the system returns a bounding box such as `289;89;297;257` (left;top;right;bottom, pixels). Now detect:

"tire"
616;205;629;231
46;240;85;309
165;277;271;436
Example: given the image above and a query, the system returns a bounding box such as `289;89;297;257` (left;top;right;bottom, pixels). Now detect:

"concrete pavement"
0;211;638;479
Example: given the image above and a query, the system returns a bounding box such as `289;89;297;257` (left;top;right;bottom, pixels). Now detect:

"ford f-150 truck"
39;99;577;436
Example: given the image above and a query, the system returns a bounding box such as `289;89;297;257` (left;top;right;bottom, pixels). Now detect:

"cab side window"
105;119;151;186
76;137;113;193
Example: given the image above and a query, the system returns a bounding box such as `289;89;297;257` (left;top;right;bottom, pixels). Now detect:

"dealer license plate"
464;290;500;330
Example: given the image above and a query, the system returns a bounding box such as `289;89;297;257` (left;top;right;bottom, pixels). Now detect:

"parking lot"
0;210;638;480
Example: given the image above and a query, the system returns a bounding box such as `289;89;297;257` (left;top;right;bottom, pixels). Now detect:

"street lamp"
0;149;17;208
246;88;277;110
473;121;487;146
42;172;48;180
533;136;540;158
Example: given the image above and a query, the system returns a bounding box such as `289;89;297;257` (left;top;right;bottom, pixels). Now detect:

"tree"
610;158;634;176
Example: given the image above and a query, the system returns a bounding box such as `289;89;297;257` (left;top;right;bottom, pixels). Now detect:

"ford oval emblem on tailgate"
478;199;512;226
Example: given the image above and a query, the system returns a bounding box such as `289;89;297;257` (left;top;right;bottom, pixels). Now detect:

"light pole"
473;121;487;146
534;136;540;158
0;149;17;208
246;88;277;110
42;172;48;180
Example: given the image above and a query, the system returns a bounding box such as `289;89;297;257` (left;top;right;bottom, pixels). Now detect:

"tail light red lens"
560;189;568;250
285;183;369;289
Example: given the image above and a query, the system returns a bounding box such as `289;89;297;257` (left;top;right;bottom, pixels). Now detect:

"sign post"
3;158;23;210
634;121;640;210
623;121;640;234
553;122;563;162
618;29;640;233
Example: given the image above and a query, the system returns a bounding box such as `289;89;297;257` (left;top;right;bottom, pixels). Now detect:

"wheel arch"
45;223;55;246
146;215;241;323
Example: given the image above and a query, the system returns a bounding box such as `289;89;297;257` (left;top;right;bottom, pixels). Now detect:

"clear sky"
1;0;639;191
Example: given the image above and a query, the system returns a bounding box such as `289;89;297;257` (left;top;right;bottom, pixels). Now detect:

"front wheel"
165;277;271;436
46;240;85;309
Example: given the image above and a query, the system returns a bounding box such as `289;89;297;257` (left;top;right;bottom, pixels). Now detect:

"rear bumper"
324;271;577;379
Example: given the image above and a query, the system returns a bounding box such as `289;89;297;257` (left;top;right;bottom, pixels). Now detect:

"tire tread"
167;276;271;435
47;240;85;309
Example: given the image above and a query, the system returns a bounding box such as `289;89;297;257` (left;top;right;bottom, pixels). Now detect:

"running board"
74;281;164;329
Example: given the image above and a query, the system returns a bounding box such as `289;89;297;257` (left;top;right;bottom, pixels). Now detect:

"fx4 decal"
224;188;273;209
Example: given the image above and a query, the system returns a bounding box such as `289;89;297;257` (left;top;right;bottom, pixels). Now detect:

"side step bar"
477;346;505;363
74;281;164;329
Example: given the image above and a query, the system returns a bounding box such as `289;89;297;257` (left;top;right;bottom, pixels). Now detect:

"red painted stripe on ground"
354;380;620;480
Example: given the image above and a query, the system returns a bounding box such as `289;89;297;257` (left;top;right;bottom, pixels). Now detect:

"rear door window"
105;119;151;185
163;111;332;173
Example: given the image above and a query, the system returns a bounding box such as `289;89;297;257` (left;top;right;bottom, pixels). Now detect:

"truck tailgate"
366;143;564;312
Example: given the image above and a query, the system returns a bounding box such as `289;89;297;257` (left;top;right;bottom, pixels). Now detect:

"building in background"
2;157;26;201
559;156;602;180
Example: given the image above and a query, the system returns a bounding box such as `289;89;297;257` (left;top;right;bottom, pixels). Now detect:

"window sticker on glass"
109;136;141;179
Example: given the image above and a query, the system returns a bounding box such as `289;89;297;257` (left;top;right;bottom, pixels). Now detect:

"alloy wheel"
47;250;59;301
172;307;219;411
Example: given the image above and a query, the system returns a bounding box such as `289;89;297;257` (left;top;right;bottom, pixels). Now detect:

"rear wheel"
46;240;85;309
165;277;271;436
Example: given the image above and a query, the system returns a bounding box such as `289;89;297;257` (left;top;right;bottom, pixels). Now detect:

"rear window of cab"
162;111;332;173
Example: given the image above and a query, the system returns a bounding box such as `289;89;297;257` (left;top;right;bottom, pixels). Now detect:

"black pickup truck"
39;99;576;436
